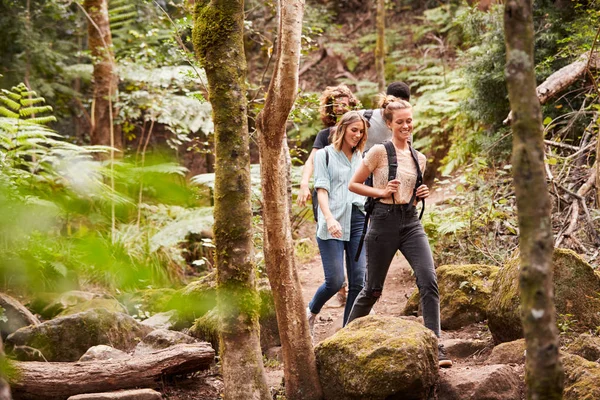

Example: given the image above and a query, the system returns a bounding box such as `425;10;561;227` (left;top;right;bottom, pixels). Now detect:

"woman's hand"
380;179;400;199
326;216;343;239
416;184;430;199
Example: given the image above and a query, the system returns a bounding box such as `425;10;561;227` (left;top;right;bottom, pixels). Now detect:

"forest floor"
161;188;500;399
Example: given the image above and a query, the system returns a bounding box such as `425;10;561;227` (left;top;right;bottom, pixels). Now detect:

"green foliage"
0;83;57;124
423;159;518;266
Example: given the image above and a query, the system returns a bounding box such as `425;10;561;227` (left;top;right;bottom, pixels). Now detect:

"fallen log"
504;52;599;124
10;343;215;400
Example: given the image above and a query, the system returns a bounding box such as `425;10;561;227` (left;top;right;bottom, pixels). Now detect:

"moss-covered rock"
566;334;600;362
486;339;526;365
5;308;152;361
315;315;438;400
57;298;128;317
487;248;600;343
188;284;279;353
257;282;280;351
438;264;497;330
0;292;40;339
562;353;600;400
32;291;105;320
134;328;198;355
189;308;219;352
402;264;498;330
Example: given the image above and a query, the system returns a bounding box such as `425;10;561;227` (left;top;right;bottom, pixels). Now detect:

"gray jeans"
347;202;441;337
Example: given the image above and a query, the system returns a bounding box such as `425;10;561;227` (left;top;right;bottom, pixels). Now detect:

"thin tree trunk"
192;2;270;400
255;1;323;399
503;0;564;398
375;0;386;92
84;0;121;150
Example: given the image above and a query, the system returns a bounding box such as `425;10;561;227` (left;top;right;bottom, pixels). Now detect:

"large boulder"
33;291;108;319
5;308;152;361
0;292;40;339
58;298;128;317
485;339;526;365
403;265;498;330
487;249;600;343
437;364;523;400
315;315;438;400
562;353;600;400
134;329;197;355
566;333;600;362
188;281;280;352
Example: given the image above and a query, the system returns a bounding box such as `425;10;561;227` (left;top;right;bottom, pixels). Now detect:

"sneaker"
306;307;317;336
438;344;453;368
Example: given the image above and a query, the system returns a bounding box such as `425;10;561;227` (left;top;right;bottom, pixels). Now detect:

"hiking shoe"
438;344;453;368
306;307;317;336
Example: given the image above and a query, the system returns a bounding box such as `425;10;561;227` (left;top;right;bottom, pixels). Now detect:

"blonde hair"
330;111;369;153
319;84;359;127
378;95;412;124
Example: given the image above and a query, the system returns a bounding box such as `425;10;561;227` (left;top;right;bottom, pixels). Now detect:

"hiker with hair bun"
298;81;412;208
306;111;370;333
346;97;453;368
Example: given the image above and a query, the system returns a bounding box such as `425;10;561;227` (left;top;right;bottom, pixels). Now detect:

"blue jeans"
309;205;366;326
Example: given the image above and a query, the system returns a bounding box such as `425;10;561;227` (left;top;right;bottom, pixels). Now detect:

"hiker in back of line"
298;81;412;208
297;84;359;208
306;111;369;334
346;97;453;368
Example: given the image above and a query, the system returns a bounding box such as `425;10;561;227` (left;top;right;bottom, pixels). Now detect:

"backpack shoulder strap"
363;109;374;122
325;146;329;166
383;141;397;181
408;145;425;219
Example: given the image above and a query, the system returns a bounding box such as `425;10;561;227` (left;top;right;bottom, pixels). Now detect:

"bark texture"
375;0;386;92
503;0;564;398
9;343;214;399
192;1;270;399
255;1;323;399
83;0;121;150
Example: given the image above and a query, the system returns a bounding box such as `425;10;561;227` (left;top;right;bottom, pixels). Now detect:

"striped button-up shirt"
314;145;365;241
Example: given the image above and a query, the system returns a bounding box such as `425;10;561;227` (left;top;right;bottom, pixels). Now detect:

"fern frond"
109;4;135;14
20;97;46;107
0;97;21;111
0;107;19;119
1;89;21;101
20;106;53;118
17;90;38;98
27;116;58;125
110;11;138;24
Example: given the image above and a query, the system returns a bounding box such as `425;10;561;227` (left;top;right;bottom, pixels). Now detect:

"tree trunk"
0;337;11;400
9;343;214;400
192;2;270;400
83;0;121;150
255;1;323;399
503;0;564;399
375;0;386;92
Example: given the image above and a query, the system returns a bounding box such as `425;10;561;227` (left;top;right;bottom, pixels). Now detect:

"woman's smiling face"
343;120;365;150
388;108;413;140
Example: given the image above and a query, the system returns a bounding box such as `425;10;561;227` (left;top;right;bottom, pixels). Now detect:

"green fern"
0;83;57;124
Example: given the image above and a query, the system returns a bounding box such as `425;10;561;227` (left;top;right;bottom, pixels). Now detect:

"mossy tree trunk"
83;0;121;150
503;0;564;398
192;1;270;399
375;0;386;92
255;1;323;399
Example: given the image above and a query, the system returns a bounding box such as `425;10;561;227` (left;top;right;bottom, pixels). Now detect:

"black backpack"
354;140;425;261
